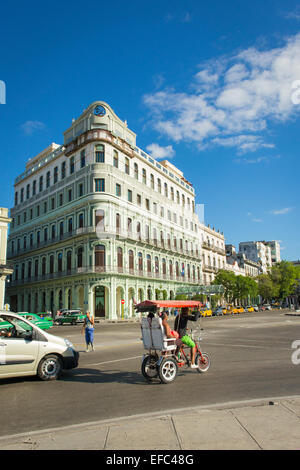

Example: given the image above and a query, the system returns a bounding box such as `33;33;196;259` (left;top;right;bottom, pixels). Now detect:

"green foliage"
257;261;300;301
175;294;188;300
212;270;237;302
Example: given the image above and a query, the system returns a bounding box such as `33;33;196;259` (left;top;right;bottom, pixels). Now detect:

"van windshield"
1;315;33;339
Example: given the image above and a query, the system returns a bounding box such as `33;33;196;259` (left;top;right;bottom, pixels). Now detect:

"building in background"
0;208;13;309
265;240;281;264
238;241;273;274
225;244;260;277
201;225;226;284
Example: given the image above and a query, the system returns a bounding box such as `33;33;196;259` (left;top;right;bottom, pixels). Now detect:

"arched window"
78;213;84;228
116;213;121;234
117;247;123;271
138;252;143;272
27;261;32;279
57;253;63;272
77;247;83;268
137;222;141;241
95;209;104;230
147;254;151;273
67;251;72;271
169;260;173;277
34;259;39;277
162;258;166;276
49;255;54;274
128;250;134;272
95;244;105;269
59;221;64;237
42;257;46;276
155;256;159;275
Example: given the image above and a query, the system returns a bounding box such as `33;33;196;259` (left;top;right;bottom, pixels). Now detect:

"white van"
0;312;79;381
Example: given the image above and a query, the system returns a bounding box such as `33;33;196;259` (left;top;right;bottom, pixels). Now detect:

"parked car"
17;313;53;330
252;305;259;312
200;308;212;317
263;304;272;311
245;306;254;312
212;307;224;316
55;310;85;325
236;306;245;314
223;307;232;315
0;311;79;381
37;312;54;321
226;305;239;314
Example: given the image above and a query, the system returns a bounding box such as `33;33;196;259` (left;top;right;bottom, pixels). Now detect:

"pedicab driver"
174;307;200;368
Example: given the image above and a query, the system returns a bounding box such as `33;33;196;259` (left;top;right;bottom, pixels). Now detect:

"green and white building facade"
6;102;225;319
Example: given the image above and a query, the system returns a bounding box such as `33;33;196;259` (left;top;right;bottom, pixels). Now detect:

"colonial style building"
6;101;209;319
201;225;226;284
0;208;13;309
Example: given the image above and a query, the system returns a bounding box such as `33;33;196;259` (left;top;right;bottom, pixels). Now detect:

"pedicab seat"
141;317;176;351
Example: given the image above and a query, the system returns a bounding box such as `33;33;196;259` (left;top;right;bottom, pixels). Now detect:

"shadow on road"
61;367;161;386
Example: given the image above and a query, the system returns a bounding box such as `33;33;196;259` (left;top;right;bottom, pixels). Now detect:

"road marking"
207;342;289;350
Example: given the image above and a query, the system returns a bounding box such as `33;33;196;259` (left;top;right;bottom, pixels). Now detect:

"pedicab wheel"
196;352;211;373
141;354;159;381
158;357;178;384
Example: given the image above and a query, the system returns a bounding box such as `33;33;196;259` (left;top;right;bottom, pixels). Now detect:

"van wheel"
37;355;62;381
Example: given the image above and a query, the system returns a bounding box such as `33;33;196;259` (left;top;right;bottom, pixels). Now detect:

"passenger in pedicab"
174;306;200;368
159;311;183;358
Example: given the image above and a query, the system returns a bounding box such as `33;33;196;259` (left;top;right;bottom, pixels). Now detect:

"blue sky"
0;0;299;260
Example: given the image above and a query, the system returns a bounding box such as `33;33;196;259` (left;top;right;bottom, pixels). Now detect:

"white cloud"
143;33;300;153
270;207;293;215
146;143;175;160
252;218;263;223
21;120;45;135
235;156;269;164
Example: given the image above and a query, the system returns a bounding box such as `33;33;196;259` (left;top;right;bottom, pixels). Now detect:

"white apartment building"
265;240;281;264
7;101;214;319
239;241;272;273
225;244;260;277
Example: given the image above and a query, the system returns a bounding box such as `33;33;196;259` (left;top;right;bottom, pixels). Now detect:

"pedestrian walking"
82;311;95;352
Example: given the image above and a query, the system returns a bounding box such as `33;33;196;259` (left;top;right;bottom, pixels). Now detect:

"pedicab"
135;300;211;384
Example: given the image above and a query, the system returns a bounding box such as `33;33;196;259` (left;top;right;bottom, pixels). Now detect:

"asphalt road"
0;310;300;437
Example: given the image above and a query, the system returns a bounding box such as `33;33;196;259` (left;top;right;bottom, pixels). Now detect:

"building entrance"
95;286;105;317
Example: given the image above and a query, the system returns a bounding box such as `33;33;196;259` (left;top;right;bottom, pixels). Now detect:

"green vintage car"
55;310;85;325
17;313;53;330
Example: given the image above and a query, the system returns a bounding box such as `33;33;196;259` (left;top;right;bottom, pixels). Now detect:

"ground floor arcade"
7;275;183;320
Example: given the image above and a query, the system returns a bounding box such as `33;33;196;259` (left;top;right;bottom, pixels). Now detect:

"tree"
270;261;300;299
257;274;276;301
212;270;236;303
234;275;258;304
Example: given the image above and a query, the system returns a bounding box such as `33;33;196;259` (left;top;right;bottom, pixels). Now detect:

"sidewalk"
0;396;299;450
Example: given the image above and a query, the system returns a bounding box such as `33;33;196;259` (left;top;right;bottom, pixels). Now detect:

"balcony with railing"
8;225;202;261
8;263;200;287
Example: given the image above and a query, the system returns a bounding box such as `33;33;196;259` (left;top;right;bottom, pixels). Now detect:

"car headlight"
64;339;74;349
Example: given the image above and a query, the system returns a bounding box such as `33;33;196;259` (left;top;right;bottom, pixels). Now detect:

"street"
0;310;300;438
